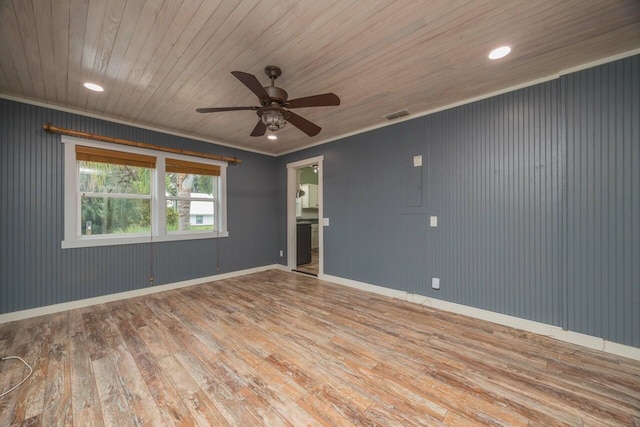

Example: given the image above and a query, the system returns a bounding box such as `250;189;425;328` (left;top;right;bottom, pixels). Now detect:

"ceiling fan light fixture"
267;133;278;140
261;108;286;132
488;46;511;60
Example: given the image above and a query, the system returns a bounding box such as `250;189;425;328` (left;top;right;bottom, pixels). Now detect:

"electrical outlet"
430;216;438;227
432;278;440;290
279;250;283;257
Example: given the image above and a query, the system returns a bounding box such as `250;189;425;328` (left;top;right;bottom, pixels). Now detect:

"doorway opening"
287;156;323;276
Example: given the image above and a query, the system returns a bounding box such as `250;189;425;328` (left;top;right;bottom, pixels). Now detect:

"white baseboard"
4;267;638;361
320;274;407;299
0;264;280;324
321;274;640;361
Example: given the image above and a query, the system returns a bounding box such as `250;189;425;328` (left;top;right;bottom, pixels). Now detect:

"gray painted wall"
277;55;639;348
564;58;640;346
0;99;278;314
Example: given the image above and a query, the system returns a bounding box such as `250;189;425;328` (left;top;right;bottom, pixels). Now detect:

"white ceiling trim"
275;47;640;156
558;47;640;76
2;47;639;159
0;94;276;157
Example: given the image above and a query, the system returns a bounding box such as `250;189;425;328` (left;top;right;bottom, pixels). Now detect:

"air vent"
384;110;410;120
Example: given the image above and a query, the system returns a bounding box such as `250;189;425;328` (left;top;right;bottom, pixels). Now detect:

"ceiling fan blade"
287;93;340;108
231;71;269;101
250;120;266;137
196;106;258;113
287;111;321;137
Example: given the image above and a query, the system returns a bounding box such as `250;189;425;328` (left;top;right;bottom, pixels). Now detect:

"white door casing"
286;156;324;275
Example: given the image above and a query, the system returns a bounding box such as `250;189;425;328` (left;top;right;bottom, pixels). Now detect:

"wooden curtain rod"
42;123;242;164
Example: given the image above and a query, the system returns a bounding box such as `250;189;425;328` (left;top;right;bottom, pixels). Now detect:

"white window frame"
61;135;228;249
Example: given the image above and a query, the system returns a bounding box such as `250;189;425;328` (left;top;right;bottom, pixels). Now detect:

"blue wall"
0;99;278;314
277;55;640;348
564;59;640;346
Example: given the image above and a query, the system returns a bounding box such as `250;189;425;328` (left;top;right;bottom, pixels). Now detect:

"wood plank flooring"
1;270;639;426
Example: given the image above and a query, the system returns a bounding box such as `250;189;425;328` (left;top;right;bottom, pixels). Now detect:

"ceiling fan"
196;66;340;138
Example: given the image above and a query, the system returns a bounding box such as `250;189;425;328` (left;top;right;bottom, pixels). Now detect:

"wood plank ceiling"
0;0;639;155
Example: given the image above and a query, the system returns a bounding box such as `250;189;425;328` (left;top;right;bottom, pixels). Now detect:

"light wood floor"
1;270;639;426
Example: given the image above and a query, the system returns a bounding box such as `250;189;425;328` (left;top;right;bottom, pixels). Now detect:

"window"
165;158;219;233
77;146;155;236
62;136;228;248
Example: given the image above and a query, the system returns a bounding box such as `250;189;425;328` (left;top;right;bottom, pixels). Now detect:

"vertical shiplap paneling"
0;98;277;314
279;56;638;347
422;83;563;324
565;56;640;347
627;57;639;346
321;141;354;280
1;99;8;312
280;77;564;326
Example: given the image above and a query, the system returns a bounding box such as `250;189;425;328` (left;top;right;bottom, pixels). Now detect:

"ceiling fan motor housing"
262;86;288;105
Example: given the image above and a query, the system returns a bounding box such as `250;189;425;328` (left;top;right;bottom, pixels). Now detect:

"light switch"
323;217;329;226
413;155;422;167
432;278;440;290
430;216;438;227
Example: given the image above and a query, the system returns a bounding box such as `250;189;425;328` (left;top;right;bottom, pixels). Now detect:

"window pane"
81;196;151;235
166;171;216;232
166;172;215;197
79;161;151;195
166;199;215;232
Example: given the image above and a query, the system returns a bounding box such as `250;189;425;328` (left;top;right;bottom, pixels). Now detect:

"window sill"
61;231;229;249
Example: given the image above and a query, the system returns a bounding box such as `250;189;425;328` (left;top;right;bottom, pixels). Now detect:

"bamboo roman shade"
76;146;156;168
165;158;220;176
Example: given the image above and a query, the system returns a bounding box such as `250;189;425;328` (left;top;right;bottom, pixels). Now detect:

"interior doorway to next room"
287;156;323;276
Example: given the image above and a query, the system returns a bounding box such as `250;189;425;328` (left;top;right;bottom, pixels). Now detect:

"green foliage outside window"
78;161;217;236
80;161;151;235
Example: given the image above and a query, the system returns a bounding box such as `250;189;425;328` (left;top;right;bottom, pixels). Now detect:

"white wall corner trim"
320;273;640;362
0;264;280;324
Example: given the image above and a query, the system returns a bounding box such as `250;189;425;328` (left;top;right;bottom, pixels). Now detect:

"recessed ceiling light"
83;82;104;92
267;134;277;140
488;46;511;60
